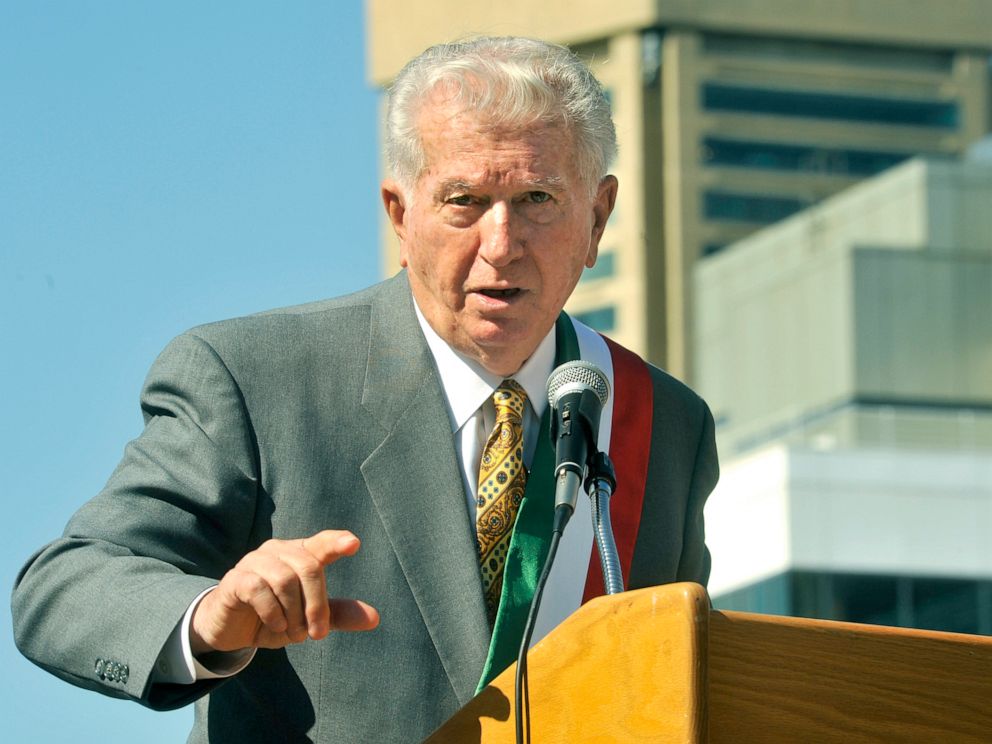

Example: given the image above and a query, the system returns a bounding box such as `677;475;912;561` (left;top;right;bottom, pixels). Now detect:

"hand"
190;530;379;655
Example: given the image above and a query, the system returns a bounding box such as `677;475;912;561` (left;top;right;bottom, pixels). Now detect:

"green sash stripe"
476;312;580;691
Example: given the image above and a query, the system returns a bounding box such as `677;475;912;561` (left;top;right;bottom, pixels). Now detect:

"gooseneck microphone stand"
586;451;623;595
515;448;626;744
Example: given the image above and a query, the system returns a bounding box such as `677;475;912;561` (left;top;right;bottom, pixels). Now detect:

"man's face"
382;99;617;376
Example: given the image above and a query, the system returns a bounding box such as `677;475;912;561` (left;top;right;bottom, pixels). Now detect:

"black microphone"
546;361;610;524
513;362;610;744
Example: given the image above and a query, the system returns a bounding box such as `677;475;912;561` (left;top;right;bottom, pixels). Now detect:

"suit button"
94;659;105;679
120;665;129;684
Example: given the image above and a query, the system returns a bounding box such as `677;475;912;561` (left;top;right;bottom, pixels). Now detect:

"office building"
698;149;992;633
367;0;992;380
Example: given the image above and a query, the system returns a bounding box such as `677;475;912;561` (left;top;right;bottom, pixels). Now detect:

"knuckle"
235;574;270;608
268;568;299;595
298;558;324;581
305;606;328;625
237;572;268;597
288;626;309;643
255;603;281;623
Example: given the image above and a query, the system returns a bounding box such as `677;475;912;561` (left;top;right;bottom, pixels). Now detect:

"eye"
446;194;475;207
526;191;552;204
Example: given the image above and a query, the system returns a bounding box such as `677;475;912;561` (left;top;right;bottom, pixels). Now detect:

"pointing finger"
269;547;331;639
300;530;361;566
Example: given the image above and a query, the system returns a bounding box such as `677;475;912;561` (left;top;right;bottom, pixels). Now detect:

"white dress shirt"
413;303;615;643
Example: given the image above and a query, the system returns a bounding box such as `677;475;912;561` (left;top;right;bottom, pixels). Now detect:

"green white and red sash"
580;336;653;603
477;315;654;690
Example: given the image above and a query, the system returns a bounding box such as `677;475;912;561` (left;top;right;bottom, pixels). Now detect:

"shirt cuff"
152;586;257;684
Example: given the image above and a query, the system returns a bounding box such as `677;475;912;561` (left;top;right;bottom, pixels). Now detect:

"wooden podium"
425;583;992;743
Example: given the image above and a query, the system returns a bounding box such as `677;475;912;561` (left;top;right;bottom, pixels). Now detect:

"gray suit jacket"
12;273;717;743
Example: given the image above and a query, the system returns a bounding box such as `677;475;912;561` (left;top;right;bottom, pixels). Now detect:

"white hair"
386;36;617;193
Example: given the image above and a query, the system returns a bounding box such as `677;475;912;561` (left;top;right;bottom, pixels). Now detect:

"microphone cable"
515;505;572;744
514;361;609;741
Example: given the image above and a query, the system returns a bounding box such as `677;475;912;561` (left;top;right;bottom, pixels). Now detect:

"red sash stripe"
581;337;654;603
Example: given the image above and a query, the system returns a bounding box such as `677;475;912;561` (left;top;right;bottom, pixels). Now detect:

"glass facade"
573;306;617;332
580;252;616;282
713;570;992;636
703;190;809;223
701;33;955;74
702;137;914;176
702;83;959;128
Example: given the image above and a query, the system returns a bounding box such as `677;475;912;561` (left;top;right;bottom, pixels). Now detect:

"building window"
712;573;792;615
826;573;901;626
713;570;992;636
702;137;914;176
703;190;809;223
573;306;616;332
701;33;954;73
702;83;959;128
913;577;985;635
580;252;615;282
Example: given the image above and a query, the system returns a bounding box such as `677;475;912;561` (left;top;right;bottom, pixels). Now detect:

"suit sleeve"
675;401;718;587
627;367;719;593
11;332;261;710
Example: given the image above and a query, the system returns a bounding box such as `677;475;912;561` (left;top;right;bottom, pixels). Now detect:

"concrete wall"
695;157;992;456
706;445;992;596
366;0;992;84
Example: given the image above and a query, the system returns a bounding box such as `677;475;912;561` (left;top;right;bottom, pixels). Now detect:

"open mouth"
478;288;521;299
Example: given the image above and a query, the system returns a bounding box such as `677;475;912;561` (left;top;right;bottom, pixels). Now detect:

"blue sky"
1;3;380;740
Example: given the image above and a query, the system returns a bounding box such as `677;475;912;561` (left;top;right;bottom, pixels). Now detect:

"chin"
467;316;529;343
467;321;544;363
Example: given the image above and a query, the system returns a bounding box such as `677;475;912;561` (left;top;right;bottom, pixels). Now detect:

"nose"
477;201;524;266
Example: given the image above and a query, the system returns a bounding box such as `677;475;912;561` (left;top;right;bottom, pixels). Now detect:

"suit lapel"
359;275;490;703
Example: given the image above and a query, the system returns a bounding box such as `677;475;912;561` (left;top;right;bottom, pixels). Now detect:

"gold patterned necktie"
477;379;529;624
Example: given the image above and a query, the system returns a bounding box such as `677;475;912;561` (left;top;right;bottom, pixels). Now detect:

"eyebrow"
435;176;566;199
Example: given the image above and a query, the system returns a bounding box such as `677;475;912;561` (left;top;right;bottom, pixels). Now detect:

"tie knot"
493;379;527;423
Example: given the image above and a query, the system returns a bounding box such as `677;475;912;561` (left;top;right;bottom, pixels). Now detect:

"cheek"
551;225;591;263
543;243;590;299
403;220;440;274
406;233;473;298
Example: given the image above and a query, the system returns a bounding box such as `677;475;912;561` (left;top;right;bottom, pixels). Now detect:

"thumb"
328;599;380;632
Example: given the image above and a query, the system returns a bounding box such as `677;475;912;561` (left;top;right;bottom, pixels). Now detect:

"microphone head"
546;361;610;409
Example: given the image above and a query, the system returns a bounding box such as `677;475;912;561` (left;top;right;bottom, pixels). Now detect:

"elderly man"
13;37;716;743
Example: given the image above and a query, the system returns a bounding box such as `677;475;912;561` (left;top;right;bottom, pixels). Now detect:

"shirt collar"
413;300;555;432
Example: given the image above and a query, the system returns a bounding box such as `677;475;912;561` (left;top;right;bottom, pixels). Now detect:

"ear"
381;179;409;264
586;175;618;267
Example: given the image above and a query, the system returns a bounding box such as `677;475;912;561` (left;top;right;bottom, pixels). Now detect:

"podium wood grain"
708;610;992;743
424;583;992;743
424;583;709;743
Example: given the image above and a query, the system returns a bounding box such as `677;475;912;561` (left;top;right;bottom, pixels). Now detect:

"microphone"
514;362;610;744
546;361;610;522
